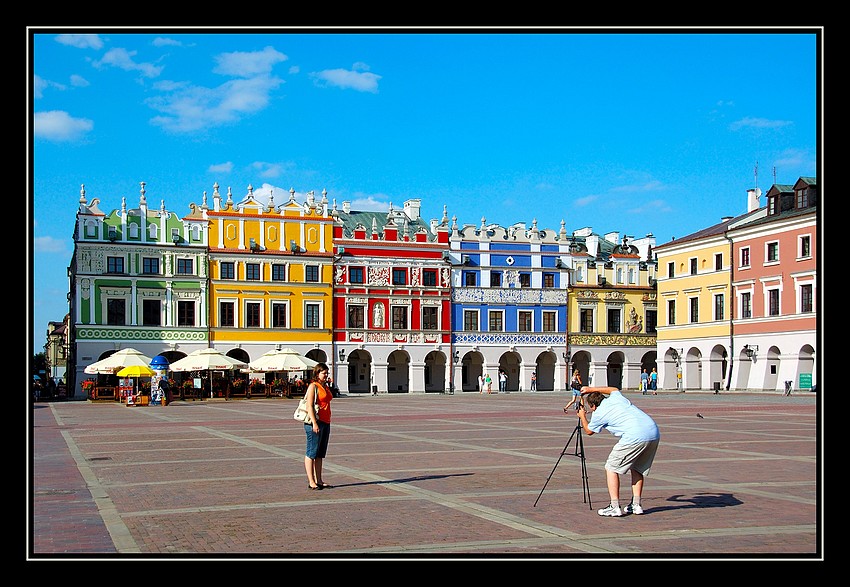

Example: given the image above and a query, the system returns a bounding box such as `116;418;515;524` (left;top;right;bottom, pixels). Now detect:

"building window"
463;309;478;331
177;300;195;327
575;265;584;283
391;306;408;330
305;265;319;282
142;258;159;275
799;235;811;259
348;305;365;329
349;267;364;284
490;272;502;287
607;308;621;333
245;302;260;327
796;188;809;208
667;261;675;279
689;297;699;323
392;268;407;285
422;306;438;330
246;263;260;281
690;258;697;275
800;284;813;313
766;242;779;263
107;298;126;325
305;303;320;328
271;264;286;281
142;299;161;326
646;309;657;334
768;289;780;316
616;267;623;283
627;268;635;285
464;272;477;286
488;310;504;332
667;300;676;325
740;247;750;268
177;258;193;275
219;301;235;327
519;273;531;288
580;308;593;333
543;273;555;288
715;253;723;271
518;311;532;332
107;256;124;274
741;292;752;319
272;303;287;328
423;270;437;287
220;262;235;280
714;294;724;321
542;311;556;332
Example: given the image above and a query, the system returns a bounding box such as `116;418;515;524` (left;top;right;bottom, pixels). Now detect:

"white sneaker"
624;502;644;515
597;504;623;517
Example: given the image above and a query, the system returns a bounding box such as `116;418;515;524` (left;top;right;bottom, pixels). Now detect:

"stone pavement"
28;390;822;562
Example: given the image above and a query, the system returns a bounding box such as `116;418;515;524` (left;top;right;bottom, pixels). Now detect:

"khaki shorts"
605;439;660;476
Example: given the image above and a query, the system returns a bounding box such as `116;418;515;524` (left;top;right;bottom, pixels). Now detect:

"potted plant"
248;379;265;398
81;379;95;399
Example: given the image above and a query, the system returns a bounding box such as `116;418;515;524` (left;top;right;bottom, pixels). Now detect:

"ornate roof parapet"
212;183;221;212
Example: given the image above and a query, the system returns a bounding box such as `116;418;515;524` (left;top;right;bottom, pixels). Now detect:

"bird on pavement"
696;413;704;418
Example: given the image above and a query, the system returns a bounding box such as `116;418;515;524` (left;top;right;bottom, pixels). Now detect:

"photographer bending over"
576;386;660;517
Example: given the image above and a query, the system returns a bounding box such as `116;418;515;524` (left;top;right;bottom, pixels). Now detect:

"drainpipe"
725;231;734;391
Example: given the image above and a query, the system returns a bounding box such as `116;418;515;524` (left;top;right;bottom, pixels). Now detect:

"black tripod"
533;414;592;509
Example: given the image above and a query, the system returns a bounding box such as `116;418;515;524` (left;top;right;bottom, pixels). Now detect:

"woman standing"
304;362;333;490
565;369;583;411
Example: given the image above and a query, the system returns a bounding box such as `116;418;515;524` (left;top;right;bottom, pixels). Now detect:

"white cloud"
33;111;93;142
34;235;69;254
147;75;284;133
54;34;103;50
310;64;381;93
153;37;183;47
774;148;813;169
729;117;793;131
573;194;598;207
33;75;66;99
94;48;163;78
213;46;288;78
251;161;285;179
70;74;90;87
610;180;666;193
208;162;233;174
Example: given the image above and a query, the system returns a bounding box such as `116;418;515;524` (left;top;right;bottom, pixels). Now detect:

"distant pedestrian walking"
530;372;537;391
640;369;649;395
485;373;493;394
649;368;658;394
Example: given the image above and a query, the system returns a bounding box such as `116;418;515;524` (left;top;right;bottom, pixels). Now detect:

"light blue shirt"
588;390;660;444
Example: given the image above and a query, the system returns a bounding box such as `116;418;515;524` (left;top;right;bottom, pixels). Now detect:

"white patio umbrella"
248;348;319;372
84;348;154;375
168;348;248;398
168;348;248;372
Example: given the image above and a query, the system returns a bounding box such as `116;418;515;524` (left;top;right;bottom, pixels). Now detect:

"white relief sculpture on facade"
373;302;385;327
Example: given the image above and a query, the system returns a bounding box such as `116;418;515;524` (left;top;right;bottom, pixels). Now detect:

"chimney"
747;187;761;213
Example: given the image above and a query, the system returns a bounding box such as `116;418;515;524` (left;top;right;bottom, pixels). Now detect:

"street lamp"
743;344;758;360
338;348;346;362
449;350;459;394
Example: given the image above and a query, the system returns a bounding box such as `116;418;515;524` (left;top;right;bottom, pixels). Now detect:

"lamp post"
450;350;459;394
562;351;570;391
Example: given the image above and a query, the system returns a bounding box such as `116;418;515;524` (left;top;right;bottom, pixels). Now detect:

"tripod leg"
576;424;593;509
533;426;580;507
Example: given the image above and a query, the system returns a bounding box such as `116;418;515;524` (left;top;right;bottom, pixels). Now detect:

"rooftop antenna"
754;161;759;190
773;166;777;185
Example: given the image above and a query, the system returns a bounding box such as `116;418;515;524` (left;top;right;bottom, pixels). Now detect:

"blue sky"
29;27;820;354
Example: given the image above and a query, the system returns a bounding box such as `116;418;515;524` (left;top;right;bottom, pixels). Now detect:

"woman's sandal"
308;484;323;490
318;483;332;488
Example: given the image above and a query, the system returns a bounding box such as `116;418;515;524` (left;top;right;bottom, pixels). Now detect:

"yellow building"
206;184;335;367
565;229;658;391
653;188;764;391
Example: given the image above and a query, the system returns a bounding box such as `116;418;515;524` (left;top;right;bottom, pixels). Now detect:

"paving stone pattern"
29;391;822;561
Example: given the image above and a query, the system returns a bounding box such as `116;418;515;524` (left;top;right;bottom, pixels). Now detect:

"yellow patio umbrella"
117;364;156;399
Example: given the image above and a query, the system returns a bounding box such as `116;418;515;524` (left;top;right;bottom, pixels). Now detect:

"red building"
332;199;451;393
